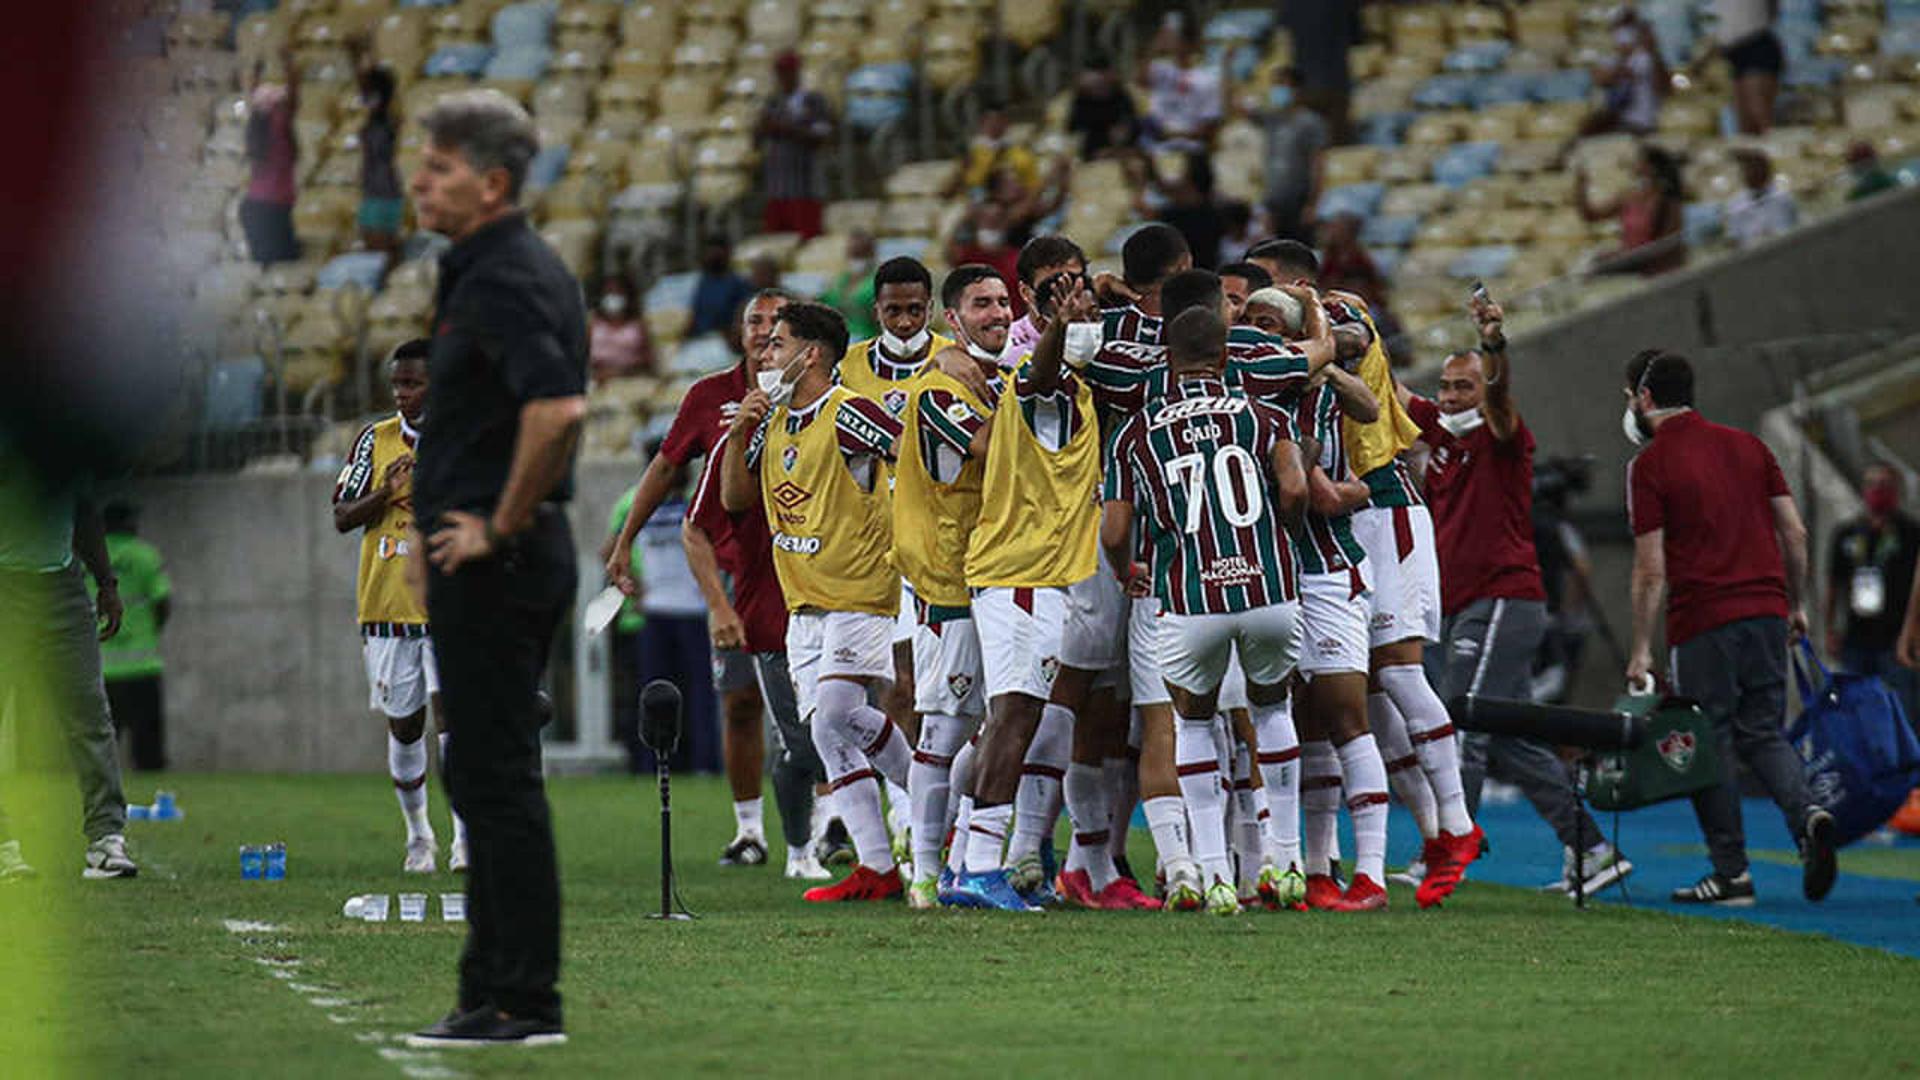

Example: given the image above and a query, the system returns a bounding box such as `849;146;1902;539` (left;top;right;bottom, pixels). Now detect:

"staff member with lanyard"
403;90;586;1049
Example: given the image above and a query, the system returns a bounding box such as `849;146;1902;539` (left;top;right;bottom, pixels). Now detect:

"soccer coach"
404;90;585;1048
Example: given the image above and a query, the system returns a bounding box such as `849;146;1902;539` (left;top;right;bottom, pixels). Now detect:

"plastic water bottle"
151;791;181;821
398;893;427;922
239;845;265;880
127;804;151;821
440;893;466;922
263;843;287;881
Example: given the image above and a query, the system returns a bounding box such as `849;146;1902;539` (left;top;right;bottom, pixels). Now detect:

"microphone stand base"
647;912;695;922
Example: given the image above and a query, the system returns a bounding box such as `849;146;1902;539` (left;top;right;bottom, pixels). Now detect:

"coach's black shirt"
413;211;587;525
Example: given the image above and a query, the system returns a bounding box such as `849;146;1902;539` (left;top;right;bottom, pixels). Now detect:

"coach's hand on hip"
428;510;499;573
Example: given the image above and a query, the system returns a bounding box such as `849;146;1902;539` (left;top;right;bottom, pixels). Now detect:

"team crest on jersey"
781;444;798;472
884;388;908;416
947;672;974;700
1657;729;1697;772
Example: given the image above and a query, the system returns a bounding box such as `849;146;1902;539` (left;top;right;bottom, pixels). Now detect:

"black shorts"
1724;29;1784;78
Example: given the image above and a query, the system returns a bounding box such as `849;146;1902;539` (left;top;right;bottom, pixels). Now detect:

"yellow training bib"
343;415;427;628
965;368;1099;589
1339;301;1423;479
893;368;992;607
761;386;900;615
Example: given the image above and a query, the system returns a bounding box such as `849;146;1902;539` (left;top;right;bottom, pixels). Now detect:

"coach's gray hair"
419;90;539;200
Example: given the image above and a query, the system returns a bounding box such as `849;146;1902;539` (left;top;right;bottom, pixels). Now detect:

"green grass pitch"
3;771;1919;1078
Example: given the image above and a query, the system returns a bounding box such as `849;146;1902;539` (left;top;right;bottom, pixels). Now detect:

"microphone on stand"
639;679;695;921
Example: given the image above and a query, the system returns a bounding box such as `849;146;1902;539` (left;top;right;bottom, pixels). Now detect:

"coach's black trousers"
427;510;574;1025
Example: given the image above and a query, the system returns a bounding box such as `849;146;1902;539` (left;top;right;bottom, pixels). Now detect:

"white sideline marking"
223;919;283;933
287;983;334;994
309;997;355;1008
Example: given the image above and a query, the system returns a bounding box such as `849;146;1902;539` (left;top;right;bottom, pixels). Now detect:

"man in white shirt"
1723;149;1798;250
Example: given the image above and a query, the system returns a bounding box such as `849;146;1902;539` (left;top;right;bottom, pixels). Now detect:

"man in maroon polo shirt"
606;289;821;871
1403;297;1628;895
1624;349;1836;906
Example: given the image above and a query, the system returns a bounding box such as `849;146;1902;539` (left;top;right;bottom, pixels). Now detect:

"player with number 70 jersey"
1105;380;1302;616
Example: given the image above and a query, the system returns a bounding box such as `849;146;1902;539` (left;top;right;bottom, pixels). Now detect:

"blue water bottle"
264;843;287;881
239;845;265;880
152;791;180;821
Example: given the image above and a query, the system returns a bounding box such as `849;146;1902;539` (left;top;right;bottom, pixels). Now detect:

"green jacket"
93;533;170;680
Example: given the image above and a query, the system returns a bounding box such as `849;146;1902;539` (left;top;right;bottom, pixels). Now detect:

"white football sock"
1008;703;1071;864
1336;733;1389;885
947;738;976;830
1104;755;1138;866
389;734;432;843
1175;718;1231;885
832;774;894;873
1378;663;1473;835
437;732;466;846
1141;795;1190;872
1251;700;1300;869
841;698;912;789
1230;744;1266;891
1300;739;1341;876
884;778;912;842
910;713;968;884
1369;691;1439;840
965;802;1011;873
733;796;765;841
1064;761;1118;892
947;794;974;876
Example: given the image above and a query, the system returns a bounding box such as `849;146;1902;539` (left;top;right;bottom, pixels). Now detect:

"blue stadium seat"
1786;56;1846;86
1470;73;1535;108
843;64;915;132
204;357;266;431
1432;142;1501;188
670;334;736;375
1532;69;1592;103
492;1;556;48
399;0;459;7
316;252;389;292
1448;245;1516;282
1358;111;1414;147
1890;0;1920;24
1444;40;1512;73
424;44;493;79
1203;8;1277;45
781;272;830;299
1318;182;1386;218
1369;247;1405;280
647;272;700;312
1361;214;1422;249
1882;23;1920;55
525;145;571;191
486;45;551;81
1412;74;1477;110
1682;201;1723;245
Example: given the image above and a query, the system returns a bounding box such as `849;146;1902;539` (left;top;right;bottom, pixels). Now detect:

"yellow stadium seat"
1002;0;1063;50
824;200;884;235
1379;181;1454;218
552;41;614;76
655;74;718;122
427;4;489;47
1521;101;1586;141
705;99;761;137
1448;3;1508;43
610;45;671;84
747;0;803;46
1405;111;1466;147
563;142;626;183
1321;145;1382;186
557;0;620;38
924;25;981;91
792;233;851;274
620;3;680;46
883;197;945;236
371;10;426;63
532;78;592;119
1391;6;1449;53
170;11;230;51
594;74;654;116
543;173;612;219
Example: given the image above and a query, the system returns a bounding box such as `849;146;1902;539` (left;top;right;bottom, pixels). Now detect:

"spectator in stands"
953;101;1040;197
1316;211;1388;314
690;236;753;337
756;50;834;240
349;36;403;255
1261;66;1330;244
589;275;654;384
1578;144;1687;276
1139;17;1223;152
820;230;879;342
1826;464;1920;722
1151;152;1227;271
947;202;1024;317
1216;200;1265;270
1279;0;1360;144
98;500;171;772
1623;349;1836;906
747;253;783;292
1723;149;1798;249
241;48;301;265
1845;141;1898;202
1699;0;1784;136
1066;52;1140;160
1582;8;1668;139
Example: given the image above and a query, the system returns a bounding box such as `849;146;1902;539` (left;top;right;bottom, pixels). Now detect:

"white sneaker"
447;837;468;873
1389;859;1427;889
784;849;831;880
404;836;438;874
1;840;38;882
82;834;137;879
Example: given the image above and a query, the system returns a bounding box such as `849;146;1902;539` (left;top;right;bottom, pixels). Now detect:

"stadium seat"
204;357;268;431
1318;182;1387;218
425;43;494;78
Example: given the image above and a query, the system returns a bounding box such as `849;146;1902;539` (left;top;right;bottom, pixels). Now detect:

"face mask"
878;326;930;357
599;294;627;317
1621;405;1651;447
976;228;1005;249
1437;407;1485;437
1063;321;1103;369
1613;27;1637;48
964;337;1001;363
1268;86;1294;110
1865;485;1900;516
757;363;797;407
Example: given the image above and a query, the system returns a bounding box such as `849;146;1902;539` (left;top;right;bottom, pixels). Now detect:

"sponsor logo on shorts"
773;532;823;555
947;672;974;700
1314;637;1343;655
1371;613;1396;630
832;646;860;664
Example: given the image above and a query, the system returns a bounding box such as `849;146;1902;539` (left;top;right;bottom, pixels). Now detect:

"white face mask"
757;364;797;407
878;326;931;357
1437;407;1485;437
599;294;627;317
1063;321;1103;369
976;228;1005;249
1621;406;1648;447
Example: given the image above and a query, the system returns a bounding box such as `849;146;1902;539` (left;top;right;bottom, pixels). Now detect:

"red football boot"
1334;873;1387;912
1417;825;1484;909
1094;876;1163;910
803;864;905;903
1056;868;1099;909
1304;873;1344;910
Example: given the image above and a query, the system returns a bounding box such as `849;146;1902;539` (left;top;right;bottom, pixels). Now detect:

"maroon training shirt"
658;362;749;468
1627;409;1789;645
687;431;788;654
1408;396;1547;615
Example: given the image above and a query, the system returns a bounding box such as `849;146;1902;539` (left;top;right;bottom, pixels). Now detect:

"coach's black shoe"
1670;871;1755;907
719;836;768;867
407;1006;566;1049
817;820;856;867
1800;807;1838;902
